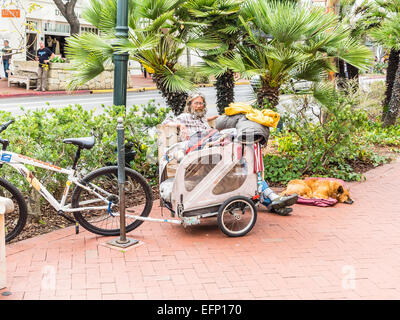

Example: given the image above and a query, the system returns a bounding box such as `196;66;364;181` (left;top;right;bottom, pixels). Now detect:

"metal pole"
106;0;138;249
116;117;127;244
107;118;138;249
115;0;128;242
113;0;129;108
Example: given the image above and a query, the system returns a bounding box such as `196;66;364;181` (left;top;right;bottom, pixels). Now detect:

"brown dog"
282;178;353;204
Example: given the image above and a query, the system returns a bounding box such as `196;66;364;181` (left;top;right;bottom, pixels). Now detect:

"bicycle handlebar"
0;119;14;134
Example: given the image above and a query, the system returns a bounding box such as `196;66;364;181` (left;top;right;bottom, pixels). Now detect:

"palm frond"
334;37;374;70
65;33;113;90
370;13;400;50
312;81;339;108
160;67;195;92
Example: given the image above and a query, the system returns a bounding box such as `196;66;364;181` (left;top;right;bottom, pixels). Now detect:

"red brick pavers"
1;158;400;300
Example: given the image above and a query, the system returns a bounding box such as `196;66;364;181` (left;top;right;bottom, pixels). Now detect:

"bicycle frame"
0;150;113;213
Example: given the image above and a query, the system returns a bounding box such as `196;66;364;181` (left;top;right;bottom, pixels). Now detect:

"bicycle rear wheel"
0;178;28;242
71;166;153;236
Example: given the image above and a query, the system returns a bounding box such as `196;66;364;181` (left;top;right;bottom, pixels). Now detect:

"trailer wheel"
217;196;257;237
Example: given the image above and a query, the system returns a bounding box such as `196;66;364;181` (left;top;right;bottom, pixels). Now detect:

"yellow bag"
225;102;280;128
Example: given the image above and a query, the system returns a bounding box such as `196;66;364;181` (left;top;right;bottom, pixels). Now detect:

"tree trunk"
336;58;352;89
257;80;280;109
347;63;359;81
383;53;400;127
53;0;80;36
215;70;235;114
382;49;400;122
152;74;188;115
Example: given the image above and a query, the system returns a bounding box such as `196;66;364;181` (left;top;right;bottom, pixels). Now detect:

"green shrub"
0;100;169;200
362;120;400;147
265;81;393;183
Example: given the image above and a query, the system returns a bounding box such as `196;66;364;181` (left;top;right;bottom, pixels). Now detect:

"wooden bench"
8;65;38;90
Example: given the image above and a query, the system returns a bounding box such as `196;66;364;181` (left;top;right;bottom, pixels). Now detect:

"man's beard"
193;108;207;119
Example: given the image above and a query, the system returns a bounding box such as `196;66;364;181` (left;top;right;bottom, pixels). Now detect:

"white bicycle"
0;120;153;242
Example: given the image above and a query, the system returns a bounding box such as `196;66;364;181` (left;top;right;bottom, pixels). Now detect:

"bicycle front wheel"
0;178;28;243
71;166;153;236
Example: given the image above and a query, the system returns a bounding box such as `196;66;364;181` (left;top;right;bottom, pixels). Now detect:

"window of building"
80;26;98;34
44;22;70;34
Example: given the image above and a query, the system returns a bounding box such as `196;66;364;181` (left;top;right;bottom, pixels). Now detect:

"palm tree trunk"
257;82;280;109
152;74;188;115
347;63;359;86
383;53;400;127
337;59;346;87
215;70;235;114
382;49;400;122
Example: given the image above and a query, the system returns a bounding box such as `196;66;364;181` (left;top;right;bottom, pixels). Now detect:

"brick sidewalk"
1;157;399;300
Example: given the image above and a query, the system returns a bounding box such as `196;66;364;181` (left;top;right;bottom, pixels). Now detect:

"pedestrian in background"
1;40;12;80
35;41;54;91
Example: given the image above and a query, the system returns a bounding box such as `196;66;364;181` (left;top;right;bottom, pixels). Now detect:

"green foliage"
370;12;400;50
182;65;211;84
219;0;373;108
362;120;400;146
0;101;168;197
66;0;199;112
263;80;394;183
50;56;66;63
263;154;304;184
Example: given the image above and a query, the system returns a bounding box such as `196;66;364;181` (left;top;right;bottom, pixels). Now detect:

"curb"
0;81;251;99
0;89;92;99
89;81;249;94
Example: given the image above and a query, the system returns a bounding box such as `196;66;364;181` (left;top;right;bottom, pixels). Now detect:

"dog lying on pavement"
281;178;353;204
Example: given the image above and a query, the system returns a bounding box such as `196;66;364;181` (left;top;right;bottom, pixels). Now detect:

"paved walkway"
1;157;399;300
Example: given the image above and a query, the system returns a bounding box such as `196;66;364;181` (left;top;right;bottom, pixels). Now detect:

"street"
0;76;384;120
0;85;256;117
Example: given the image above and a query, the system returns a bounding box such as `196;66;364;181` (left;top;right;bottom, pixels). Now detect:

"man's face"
191;96;206;118
4;41;8;47
39;41;44;49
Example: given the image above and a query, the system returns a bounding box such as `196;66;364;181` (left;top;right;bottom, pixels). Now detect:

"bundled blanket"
216;102;280;145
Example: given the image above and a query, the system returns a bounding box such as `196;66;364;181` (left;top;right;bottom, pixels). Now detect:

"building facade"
0;0;96;62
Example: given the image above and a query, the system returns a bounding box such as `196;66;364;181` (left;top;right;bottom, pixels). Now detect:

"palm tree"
336;0;381;85
184;0;245;114
370;0;400;124
65;0;196;115
370;11;400;127
218;0;373;110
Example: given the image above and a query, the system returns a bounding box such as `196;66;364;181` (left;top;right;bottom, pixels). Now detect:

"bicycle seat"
63;136;95;149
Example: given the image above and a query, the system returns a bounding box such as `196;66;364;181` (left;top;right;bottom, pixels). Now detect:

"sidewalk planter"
12;61;133;91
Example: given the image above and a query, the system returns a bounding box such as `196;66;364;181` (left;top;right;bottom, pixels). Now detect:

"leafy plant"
264;80;393;183
0;101;168;215
220;0;372;110
50;56;66;63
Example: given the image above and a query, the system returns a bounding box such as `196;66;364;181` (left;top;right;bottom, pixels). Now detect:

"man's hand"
207;115;219;121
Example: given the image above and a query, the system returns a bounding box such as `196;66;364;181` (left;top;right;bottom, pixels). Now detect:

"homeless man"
162;92;298;216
